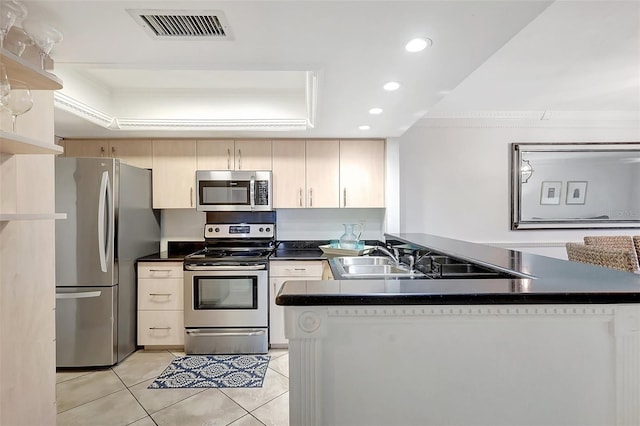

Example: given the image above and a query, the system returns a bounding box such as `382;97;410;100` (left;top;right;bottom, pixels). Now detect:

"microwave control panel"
255;180;270;205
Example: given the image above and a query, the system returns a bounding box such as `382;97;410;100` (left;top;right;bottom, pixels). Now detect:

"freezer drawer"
56;286;117;368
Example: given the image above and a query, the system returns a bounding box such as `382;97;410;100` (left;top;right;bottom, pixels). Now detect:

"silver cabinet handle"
238;149;242;169
149;327;171;330
190;187;194;207
100;146;105;157
149;293;172;296
111;146;115;156
309;188;313;207
299;188;303;207
227;148;231;169
185;330;265;337
343;188;347;207
56;291;102;299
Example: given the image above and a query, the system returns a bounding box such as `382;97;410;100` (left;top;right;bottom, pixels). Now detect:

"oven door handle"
184;264;266;271
185;330;266;337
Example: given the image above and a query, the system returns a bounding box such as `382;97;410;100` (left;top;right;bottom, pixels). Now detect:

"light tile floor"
56;348;289;426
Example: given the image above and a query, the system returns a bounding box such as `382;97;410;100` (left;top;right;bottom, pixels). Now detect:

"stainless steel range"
183;212;276;354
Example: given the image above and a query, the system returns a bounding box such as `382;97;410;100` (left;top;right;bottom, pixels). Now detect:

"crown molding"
414;110;640;128
54;90;313;132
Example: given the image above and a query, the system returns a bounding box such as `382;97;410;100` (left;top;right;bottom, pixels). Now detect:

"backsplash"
159;208;386;252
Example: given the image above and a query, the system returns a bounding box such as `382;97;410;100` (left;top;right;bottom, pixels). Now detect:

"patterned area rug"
148;355;270;389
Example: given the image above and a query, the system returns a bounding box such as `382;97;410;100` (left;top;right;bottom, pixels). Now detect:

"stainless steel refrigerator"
55;157;160;367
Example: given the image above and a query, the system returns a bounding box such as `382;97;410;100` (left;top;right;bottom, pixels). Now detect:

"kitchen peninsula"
276;233;640;426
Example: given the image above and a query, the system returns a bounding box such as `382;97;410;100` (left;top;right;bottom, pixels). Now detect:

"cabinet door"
196;139;234;170
64;139;108;158
109;139;152;169
339;139;385;208
235;139;272;170
272;139;306;208
152;139;197;208
306;139;340;208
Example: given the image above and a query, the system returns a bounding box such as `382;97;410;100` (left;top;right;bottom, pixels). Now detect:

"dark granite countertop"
137;241;205;262
276;233;640;306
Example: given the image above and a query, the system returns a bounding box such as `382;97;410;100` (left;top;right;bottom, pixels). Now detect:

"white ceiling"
18;0;640;139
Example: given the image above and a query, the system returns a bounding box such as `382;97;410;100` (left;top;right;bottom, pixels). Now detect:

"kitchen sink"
335;256;396;266
331;256;426;278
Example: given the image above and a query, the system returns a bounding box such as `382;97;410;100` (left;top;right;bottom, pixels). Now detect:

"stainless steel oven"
183;213;275;354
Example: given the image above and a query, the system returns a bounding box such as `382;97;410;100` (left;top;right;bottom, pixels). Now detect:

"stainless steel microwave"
196;170;272;212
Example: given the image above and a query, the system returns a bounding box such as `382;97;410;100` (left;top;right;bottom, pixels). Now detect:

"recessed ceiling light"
359;125;371;130
369;108;383;115
384;81;400;91
405;38;432;52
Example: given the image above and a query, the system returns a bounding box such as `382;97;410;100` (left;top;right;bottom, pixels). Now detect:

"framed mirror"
511;143;640;230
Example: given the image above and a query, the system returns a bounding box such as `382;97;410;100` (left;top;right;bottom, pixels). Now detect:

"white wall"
160;207;387;252
397;118;640;258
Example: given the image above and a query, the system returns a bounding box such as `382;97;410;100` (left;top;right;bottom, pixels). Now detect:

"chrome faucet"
372;245;400;264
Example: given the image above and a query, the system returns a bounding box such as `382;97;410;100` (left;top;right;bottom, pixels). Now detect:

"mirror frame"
511;142;640;230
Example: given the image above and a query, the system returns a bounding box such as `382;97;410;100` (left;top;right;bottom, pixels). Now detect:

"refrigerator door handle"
98;170;113;273
56;291;102;299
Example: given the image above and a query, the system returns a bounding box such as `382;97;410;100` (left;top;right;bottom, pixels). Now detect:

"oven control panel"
204;223;274;239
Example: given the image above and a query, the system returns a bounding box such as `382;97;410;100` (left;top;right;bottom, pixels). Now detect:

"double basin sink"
331;254;507;279
332;256;425;279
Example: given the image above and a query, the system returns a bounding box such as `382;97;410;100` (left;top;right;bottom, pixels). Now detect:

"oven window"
193;276;257;310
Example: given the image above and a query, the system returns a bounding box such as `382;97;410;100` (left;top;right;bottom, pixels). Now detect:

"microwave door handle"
250;175;256;210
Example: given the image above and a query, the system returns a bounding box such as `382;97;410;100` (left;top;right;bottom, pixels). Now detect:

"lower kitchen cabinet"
269;260;325;347
137;262;184;348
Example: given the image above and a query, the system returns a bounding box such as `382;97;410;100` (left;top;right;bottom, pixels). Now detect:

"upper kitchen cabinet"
234;139;272;170
152;139;197;208
64;139;152;169
107;139;152;169
306;139;340;208
272;139;306;208
196;139;272;171
272;139;340;208
197;139;235;170
339;139;385;208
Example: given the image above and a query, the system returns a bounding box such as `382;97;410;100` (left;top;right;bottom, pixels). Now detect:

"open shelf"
1;48;63;90
0;213;66;221
1;131;64;154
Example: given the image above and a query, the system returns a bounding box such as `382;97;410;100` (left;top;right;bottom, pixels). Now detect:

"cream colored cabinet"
272;139;306;208
108;139;153;169
234;139;272;170
197;139;272;171
339;139;385;208
0;47;62;425
64;139;153;169
269;260;324;346
137;262;184;347
152;139;197;208
307;139;340;208
272;139;340;208
196;139;235;170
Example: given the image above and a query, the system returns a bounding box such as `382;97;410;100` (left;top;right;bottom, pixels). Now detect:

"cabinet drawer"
270;261;323;277
138;278;183;310
138;311;184;346
138;262;183;279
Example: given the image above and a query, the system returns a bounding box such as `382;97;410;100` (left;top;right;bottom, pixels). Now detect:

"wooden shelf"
1;131;64;154
1;48;63;90
0;213;66;221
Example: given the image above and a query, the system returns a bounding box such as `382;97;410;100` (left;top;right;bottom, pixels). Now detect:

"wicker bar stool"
566;242;636;273
583;235;639;270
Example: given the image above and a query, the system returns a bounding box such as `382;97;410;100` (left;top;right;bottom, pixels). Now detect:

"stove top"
184;222;276;265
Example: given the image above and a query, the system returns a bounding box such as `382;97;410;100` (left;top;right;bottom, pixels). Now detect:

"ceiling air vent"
128;9;233;40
